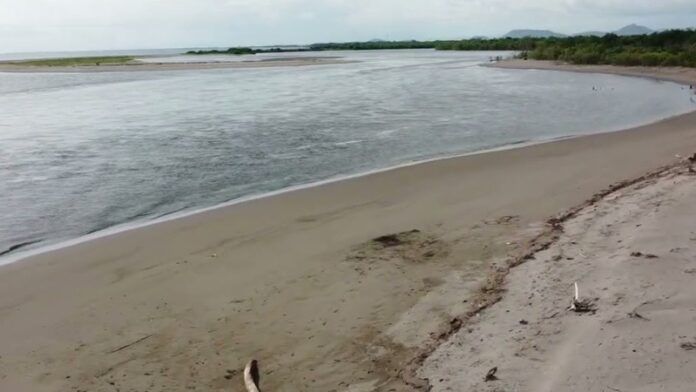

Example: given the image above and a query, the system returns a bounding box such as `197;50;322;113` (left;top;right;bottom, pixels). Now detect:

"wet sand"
491;59;696;85
0;57;352;73
1;63;696;392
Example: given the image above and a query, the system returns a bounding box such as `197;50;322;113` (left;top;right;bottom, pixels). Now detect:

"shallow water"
1;49;694;257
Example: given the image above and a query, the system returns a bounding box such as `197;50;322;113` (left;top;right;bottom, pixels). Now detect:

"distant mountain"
613;24;653;36
503;29;566;38
499;24;655;39
575;31;606;37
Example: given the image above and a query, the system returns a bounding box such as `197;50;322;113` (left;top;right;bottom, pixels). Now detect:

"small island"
6;56;136;67
186;47;256;55
0;53;351;73
186;46;312;55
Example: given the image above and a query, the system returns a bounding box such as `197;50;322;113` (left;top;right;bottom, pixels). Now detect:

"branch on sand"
108;334;153;354
484;366;499;382
244;360;262;392
569;282;596;313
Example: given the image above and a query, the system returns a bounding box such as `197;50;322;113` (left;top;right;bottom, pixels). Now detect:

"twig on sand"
569;282;596;313
108;334;153;354
244;359;262;392
484;366;498;382
628;310;650;321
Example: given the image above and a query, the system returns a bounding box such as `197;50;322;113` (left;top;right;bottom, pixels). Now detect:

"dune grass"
9;56;136;67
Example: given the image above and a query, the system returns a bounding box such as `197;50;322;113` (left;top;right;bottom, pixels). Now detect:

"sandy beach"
1;61;696;392
421;153;696;392
0;57;352;73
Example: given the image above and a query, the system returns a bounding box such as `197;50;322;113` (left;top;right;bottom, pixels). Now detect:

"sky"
1;0;696;53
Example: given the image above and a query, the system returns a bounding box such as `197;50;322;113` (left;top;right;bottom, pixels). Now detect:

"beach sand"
1;62;695;392
0;57;352;73
421;155;696;392
491;59;696;85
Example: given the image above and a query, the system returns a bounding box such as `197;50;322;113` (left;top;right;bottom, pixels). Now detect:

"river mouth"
1;49;695;260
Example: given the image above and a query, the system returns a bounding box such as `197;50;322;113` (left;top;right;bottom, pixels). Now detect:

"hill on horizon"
503;24;655;39
574;31;606;37
614;24;654;36
503;29;566;38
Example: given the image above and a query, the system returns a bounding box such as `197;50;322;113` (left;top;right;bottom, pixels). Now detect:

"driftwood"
484;366;498;382
244;360;262;392
108;334;153;354
569;282;596;313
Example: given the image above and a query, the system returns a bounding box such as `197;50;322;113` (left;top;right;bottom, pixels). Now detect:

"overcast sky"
1;0;695;53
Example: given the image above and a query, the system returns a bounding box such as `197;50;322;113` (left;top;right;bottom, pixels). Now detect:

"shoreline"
3;61;694;265
1;106;691;267
2;63;696;392
0;57;353;73
489;58;696;85
0;136;548;266
412;60;696;390
0;132;633;267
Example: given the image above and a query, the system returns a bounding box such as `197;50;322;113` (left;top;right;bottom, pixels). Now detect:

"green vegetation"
309;40;442;50
439;29;696;67
435;38;540;51
310;38;544;51
10;56;135;67
184;39;535;54
523;29;696;67
187;47;256;55
186;46;317;55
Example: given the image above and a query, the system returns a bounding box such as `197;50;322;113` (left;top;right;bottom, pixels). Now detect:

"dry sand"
1;62;696;392
0;57;352;73
421;159;696;392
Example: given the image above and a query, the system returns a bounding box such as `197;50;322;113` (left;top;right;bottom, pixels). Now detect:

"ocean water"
1;49;695;258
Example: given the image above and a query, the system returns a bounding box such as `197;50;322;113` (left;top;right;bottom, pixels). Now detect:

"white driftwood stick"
574;282;579;301
244;360;261;392
569;282;580;311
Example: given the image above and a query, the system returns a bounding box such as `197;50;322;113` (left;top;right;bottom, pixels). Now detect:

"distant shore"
490;58;696;85
0;56;353;73
1;63;696;392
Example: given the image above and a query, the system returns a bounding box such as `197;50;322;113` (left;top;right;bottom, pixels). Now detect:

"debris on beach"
373;230;420;247
683;153;696;173
346;229;447;270
244;360;262;392
630;251;658;259
627;311;649;321
485;215;520;225
484;366;499;382
569;282;596;313
680;342;696;351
